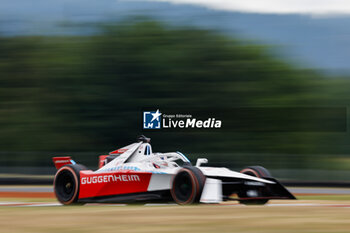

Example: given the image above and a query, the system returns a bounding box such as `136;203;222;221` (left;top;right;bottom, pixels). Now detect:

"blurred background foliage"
0;20;350;179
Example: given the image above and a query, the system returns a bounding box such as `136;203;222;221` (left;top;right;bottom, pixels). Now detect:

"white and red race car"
52;135;295;205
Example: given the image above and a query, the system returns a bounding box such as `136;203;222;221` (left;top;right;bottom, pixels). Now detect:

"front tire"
238;166;272;205
54;164;86;205
171;166;206;205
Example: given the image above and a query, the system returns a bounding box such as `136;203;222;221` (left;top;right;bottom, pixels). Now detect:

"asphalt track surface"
0;186;350;207
1;201;350;208
1;186;350;194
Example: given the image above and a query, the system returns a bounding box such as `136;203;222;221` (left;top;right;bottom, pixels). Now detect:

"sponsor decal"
163;117;221;128
143;109;162;129
244;181;265;186
55;160;71;163
247;190;259;197
143;109;222;130
81;174;140;184
104;165;141;172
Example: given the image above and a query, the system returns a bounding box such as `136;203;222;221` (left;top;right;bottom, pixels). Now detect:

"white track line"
0;202;61;207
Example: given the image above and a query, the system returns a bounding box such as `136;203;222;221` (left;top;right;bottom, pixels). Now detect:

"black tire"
54;164;87;205
240;166;272;178
238;166;272;205
171;166;206;205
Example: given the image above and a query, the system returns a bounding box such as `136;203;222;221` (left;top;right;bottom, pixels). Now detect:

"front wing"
202;176;295;203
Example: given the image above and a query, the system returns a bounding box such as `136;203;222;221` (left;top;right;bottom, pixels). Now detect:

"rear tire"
238;166;272;205
171;166;206;205
54;164;87;205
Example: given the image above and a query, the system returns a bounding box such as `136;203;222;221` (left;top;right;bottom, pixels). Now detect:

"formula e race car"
52;135;296;205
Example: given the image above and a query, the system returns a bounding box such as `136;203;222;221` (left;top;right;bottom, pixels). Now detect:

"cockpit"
99;135;191;170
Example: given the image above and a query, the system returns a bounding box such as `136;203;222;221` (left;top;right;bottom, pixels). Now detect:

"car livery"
52;135;296;205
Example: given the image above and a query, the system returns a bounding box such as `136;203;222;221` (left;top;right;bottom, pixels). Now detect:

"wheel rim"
55;169;77;203
172;170;196;204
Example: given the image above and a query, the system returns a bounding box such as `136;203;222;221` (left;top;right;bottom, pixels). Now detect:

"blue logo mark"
143;110;162;129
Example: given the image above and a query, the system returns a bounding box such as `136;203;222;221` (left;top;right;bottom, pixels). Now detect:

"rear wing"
52;156;76;170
